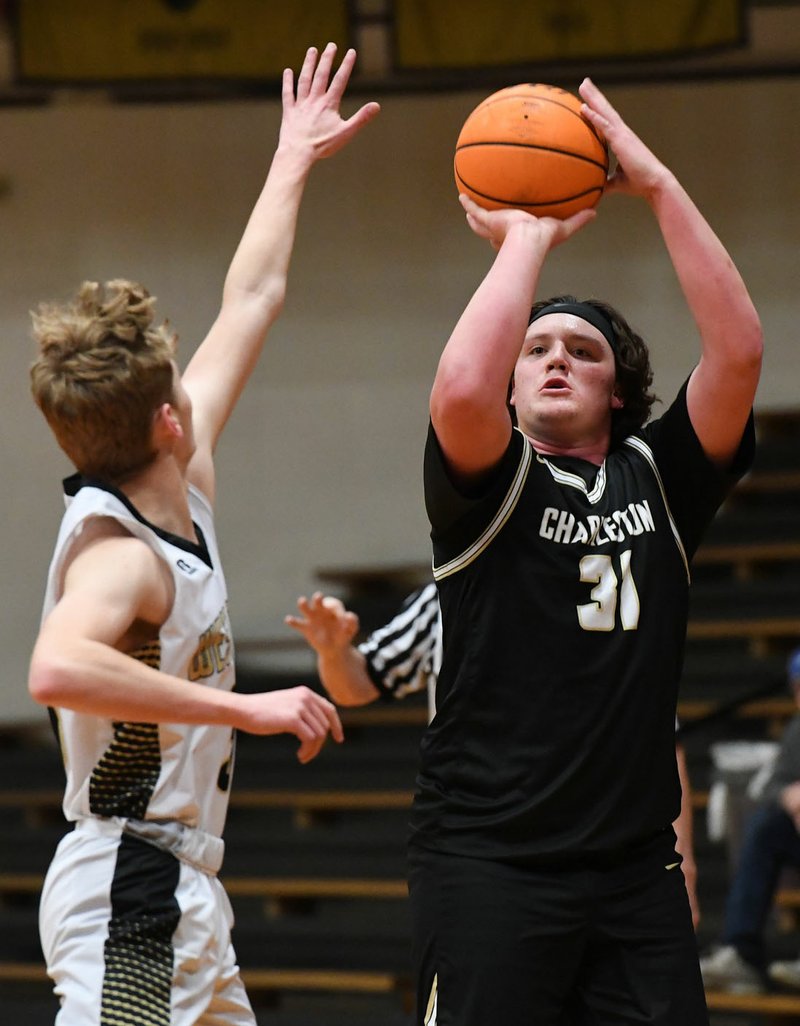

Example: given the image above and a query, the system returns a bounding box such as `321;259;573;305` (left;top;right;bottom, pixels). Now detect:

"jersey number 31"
577;551;640;632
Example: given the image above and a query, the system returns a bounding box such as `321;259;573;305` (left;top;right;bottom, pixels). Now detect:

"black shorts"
407;832;707;1026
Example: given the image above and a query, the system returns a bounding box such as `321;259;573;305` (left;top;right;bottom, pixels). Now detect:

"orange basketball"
454;83;609;219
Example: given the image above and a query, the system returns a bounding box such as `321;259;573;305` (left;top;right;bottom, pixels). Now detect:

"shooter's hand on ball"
579;78;672;201
458;193;595;252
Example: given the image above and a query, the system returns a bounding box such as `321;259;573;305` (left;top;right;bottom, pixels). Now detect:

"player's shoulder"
60;522;174;621
65;518;162;577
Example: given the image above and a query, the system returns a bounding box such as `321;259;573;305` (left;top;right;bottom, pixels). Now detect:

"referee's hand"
285;592;360;655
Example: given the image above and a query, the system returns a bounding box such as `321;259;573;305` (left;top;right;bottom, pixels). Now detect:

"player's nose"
547;344;569;369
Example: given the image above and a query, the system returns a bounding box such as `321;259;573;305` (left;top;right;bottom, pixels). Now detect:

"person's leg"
576;834;708;1026
102;831;185;1022
722;802;800;968
408;845;588;1026
40;826;120;1026
41;818;256;1026
173;869;257;1026
41;821;186;1026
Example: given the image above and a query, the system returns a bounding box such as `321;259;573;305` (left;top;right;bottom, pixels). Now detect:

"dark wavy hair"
521;294;659;446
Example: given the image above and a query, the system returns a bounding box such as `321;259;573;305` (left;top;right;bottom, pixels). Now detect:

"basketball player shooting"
27;44;378;1026
409;78;762;1025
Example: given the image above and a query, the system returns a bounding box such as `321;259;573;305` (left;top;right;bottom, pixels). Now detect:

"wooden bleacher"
687;619;800;643
705;991;800;1019
0;960;412;1002
694;541;800;583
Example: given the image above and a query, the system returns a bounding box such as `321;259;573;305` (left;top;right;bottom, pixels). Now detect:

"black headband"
528;301;617;353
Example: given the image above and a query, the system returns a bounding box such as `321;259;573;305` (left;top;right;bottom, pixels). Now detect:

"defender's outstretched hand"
182;42;378;497
281;43;381;160
579;78;671;200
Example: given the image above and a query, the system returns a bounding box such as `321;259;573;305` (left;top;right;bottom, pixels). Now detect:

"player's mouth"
541;376;570;393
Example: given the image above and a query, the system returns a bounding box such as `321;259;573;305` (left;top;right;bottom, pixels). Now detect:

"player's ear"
611;388;624;410
153;402;185;442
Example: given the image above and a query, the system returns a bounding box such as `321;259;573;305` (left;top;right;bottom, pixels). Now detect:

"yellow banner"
395;0;744;69
16;0;349;82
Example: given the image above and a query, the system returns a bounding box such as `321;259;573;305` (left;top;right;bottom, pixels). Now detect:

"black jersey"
414;383;754;861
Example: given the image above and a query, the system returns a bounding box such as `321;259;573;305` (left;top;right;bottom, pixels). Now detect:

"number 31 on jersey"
578;550;640;631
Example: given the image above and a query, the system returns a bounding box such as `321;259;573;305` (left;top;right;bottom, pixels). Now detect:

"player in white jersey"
28;44;379;1026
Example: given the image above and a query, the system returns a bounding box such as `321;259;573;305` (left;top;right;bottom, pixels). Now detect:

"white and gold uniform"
39;475;254;1026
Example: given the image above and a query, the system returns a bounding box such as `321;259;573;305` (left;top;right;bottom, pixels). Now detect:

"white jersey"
42;476;236;839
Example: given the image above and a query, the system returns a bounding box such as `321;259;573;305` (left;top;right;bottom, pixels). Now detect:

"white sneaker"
768;958;800;989
699;945;764;994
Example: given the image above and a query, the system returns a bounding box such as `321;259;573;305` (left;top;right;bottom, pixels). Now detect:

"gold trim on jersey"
424;972;438;1025
432;435;533;581
88;642;162;818
89;721;162;818
188;604;233;682
623;435;691;584
132;641;161;670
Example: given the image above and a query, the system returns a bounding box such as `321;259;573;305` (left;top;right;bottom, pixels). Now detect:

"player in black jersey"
287;583;700;927
412;78;762;1025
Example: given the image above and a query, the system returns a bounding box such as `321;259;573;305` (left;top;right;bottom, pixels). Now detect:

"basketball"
454;83;609;219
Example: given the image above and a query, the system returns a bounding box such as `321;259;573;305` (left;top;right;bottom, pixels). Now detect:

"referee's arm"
285;593;380;707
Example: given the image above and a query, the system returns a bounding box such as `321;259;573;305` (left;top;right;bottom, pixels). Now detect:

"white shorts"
40;817;256;1026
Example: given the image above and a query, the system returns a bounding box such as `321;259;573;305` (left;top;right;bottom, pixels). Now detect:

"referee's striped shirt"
359;582;440;720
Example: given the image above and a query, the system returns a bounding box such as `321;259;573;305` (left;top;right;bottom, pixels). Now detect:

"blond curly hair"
30;280;177;481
